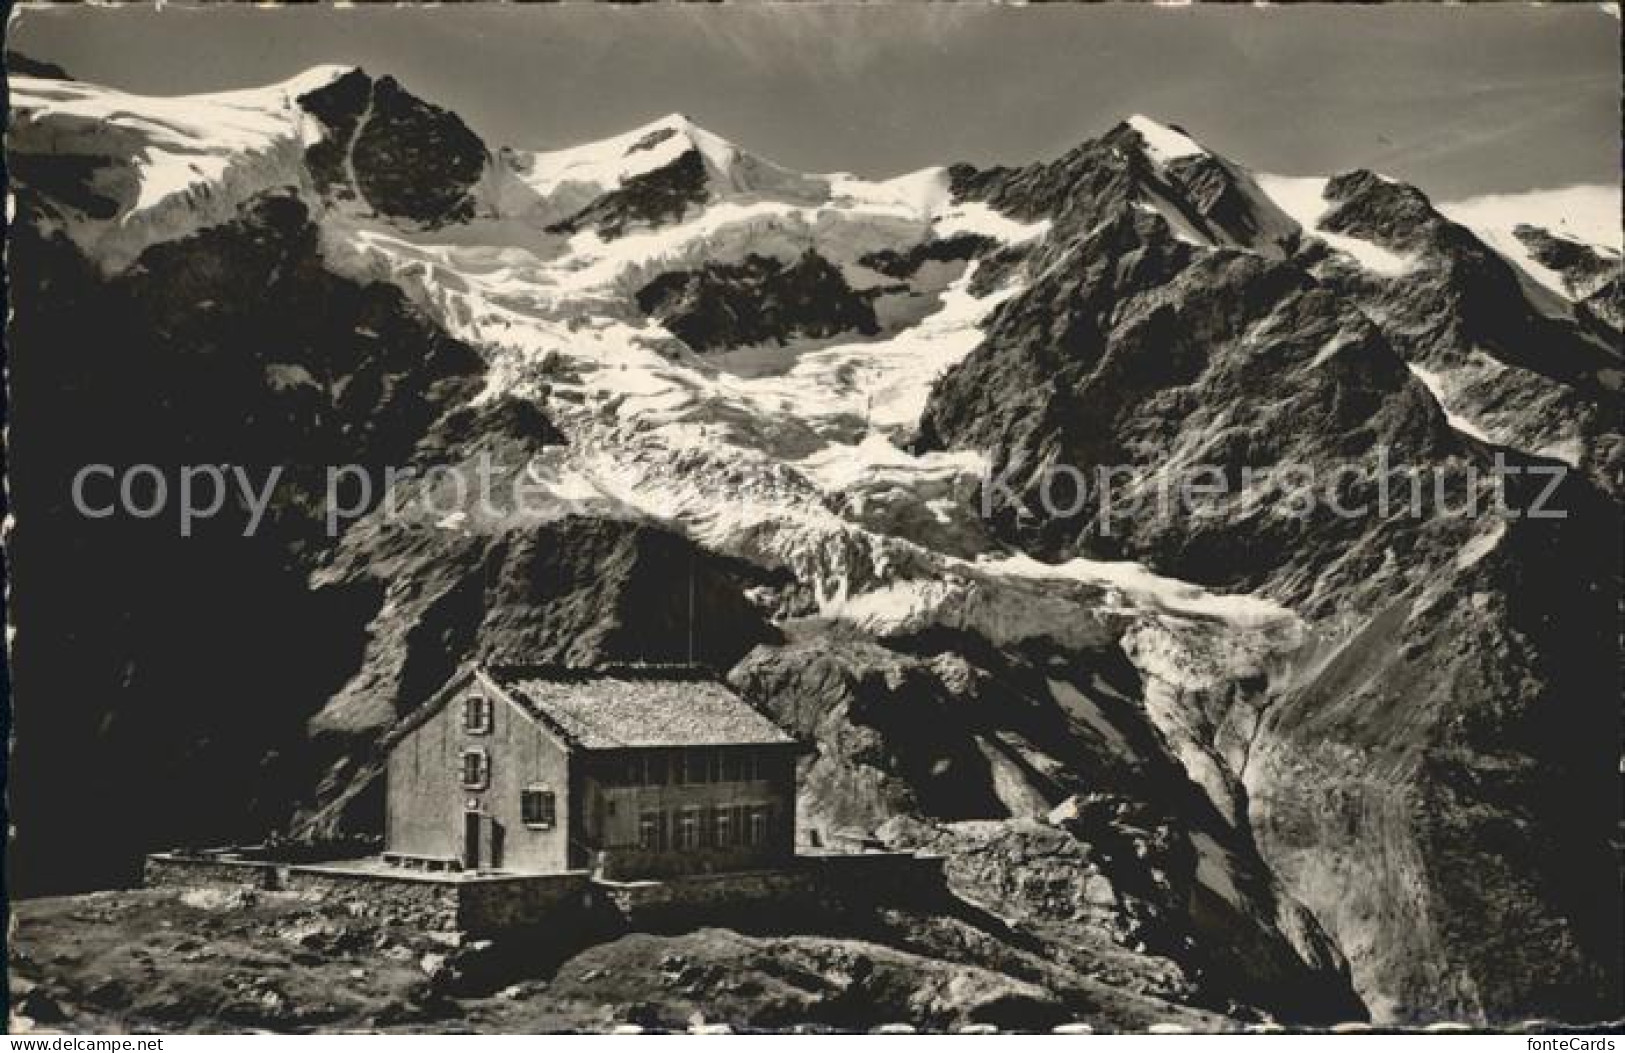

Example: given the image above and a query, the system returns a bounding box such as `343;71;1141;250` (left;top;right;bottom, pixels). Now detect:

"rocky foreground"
9;888;1231;1034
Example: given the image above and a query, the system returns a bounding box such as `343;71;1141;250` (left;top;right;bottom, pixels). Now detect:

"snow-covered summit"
492;112;829;225
501;114;712;200
8;64;356;209
8;63;358;152
1123;115;1208;166
7;64;361;268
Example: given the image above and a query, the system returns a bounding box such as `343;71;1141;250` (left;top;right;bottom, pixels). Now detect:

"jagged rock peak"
1325;168;1431;207
512;110;828;238
297;67;488;226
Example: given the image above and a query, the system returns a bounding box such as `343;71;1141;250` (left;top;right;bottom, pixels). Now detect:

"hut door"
463;810;481;870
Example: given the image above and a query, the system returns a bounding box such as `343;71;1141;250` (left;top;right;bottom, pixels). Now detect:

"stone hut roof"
383;663;798;753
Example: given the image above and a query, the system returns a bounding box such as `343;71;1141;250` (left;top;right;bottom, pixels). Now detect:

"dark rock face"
1309;169;1623;495
1580;274;1623;332
636;250;881;352
1319;170;1449;255
7;51;72;79
298;69;374;205
352;77;487;224
298;71;487;225
949;136;1137;232
951;121;1295;259
1161;153;1295;255
1318;172;1619;398
1512;224;1620;306
4;190;486;893
1512;225;1617;288
859;234;996;280
1248;481;1622;1021
5;153;125;219
549;148;709;239
918;209;1462;612
411;395;567;464
314;504;783;736
731;638;1039;829
950;137;1618;495
625;127;679;156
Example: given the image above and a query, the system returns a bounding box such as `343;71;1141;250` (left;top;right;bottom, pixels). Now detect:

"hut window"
460;748;489;790
463;695;492;734
638;811;665;851
747;806;770;847
677;808;702;850
713;806;733;847
521;787;556;829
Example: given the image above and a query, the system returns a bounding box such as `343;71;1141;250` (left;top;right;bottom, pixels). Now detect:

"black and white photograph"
3;1;1622;1038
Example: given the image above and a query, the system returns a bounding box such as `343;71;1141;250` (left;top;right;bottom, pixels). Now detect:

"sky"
8;3;1621;200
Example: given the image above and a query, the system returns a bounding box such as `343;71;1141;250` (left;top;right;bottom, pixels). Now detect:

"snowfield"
7;67;351;270
1439;184;1622;256
1256;173;1419;277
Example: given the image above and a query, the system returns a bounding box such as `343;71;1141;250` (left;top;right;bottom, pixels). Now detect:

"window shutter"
521;787;556;828
464;695;492;734
461;748;489;790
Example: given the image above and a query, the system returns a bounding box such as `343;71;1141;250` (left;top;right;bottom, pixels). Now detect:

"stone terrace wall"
144;853;281;890
281;866;464;931
598;868;821;929
143;852;944;936
144;854;592;935
598;853;945;929
457;872;592;934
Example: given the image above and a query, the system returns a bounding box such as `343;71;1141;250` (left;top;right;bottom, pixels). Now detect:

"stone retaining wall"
598;853;944;929
597;867;822;928
279;866;465;931
143;851;941;936
144;853;281;890
456;872;592;934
